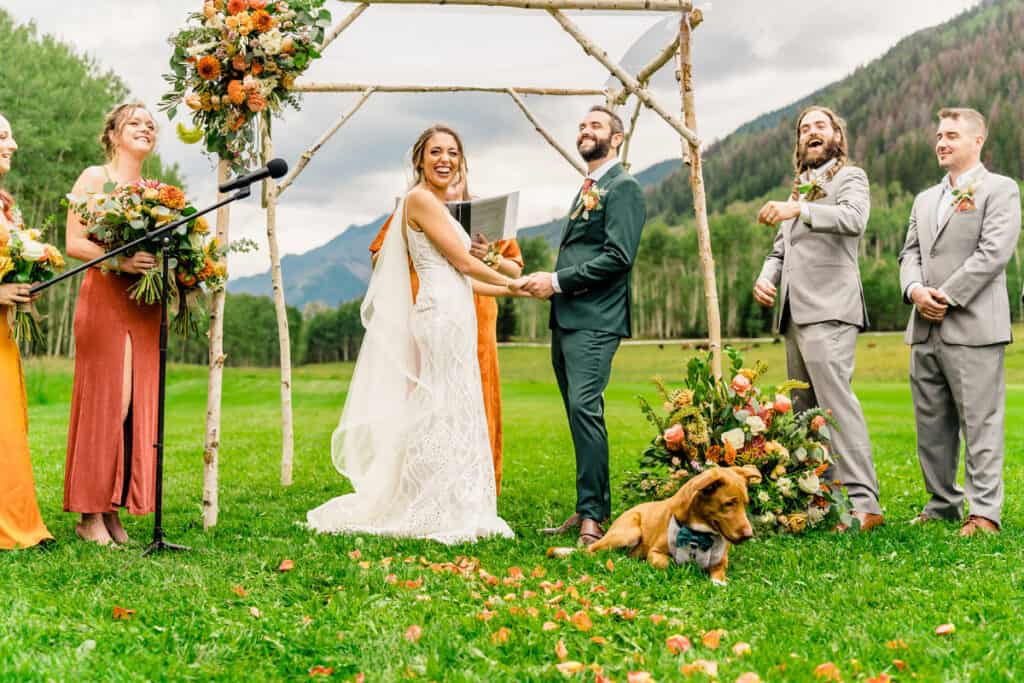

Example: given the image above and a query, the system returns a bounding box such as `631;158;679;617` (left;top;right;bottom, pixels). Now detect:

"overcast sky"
4;0;979;277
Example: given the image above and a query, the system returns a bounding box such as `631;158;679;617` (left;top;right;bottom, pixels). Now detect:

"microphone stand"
32;185;252;556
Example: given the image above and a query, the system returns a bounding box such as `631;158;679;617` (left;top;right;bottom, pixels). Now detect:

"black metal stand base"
142;539;191;556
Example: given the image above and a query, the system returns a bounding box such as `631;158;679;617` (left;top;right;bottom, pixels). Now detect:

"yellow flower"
0;255;13;279
192;216;210;234
0;223;9;249
672;389;694;408
739;368;757;381
784;512;808;533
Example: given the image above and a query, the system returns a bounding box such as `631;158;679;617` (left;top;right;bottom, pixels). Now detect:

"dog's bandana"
667;517;727;570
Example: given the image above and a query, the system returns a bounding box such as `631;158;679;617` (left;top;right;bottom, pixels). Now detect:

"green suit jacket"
550;162;647;337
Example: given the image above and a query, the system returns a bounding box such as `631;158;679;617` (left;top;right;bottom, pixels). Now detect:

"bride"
307;125;521;544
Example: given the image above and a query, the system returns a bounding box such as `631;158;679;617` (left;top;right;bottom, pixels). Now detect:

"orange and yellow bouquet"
161;0;331;169
0;210;65;344
621;347;856;534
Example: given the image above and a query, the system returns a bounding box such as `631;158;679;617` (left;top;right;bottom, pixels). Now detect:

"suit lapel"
934;168;989;243
560;162;624;248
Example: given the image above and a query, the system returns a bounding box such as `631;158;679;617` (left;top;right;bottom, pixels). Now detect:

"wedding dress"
307;196;513;544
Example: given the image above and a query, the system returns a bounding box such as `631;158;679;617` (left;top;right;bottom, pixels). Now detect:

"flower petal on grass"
935;623;955;636
627;673;654;683
666;634;692;655
735;674;762;683
556;661;585;676
701;629;725;649
404;625;422;643
556;639;569;661
732;642;752;657
571;611;594;631
231;585;248;598
308;665;333;677
491;627;511;644
112;606;136;621
680;660;718;677
278;559;295;572
812;662;841;681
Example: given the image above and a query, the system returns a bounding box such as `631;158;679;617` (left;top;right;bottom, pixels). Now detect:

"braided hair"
789;105;849;200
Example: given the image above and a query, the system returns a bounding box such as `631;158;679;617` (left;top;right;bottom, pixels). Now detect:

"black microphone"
218;158;289;193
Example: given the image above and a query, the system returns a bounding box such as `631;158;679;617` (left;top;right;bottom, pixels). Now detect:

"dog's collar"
675;524;715;552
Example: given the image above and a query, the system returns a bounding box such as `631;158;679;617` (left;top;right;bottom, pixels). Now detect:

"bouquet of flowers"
160;0;331;169
0;216;65;344
621;347;855;534
66;180;252;337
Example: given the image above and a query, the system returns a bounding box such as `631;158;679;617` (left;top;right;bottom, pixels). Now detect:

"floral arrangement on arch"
621;347;856;534
0;205;65;344
160;0;332;168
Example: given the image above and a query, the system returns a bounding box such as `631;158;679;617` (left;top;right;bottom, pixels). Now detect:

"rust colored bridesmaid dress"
63;268;161;515
0;307;54;549
369;215;523;494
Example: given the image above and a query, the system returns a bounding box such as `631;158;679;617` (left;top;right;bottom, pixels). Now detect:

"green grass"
3;332;1024;682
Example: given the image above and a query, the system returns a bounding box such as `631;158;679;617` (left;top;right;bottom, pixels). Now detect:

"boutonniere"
797;179;827;202
570;186;608;221
951;182;978;212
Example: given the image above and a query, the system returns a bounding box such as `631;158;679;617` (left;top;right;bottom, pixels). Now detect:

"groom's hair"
938;107;987;138
589;105;624;154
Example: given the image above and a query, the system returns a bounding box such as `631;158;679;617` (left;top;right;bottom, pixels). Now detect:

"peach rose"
232;53;247;72
663;424;685;452
773;393;792;413
811;415;827;432
227;79;246;105
730;374;752;395
246;91;267;112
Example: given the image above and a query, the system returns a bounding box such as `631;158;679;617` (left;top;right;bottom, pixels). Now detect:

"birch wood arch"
202;0;721;530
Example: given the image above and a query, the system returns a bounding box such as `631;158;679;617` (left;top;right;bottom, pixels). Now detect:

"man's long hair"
789;105;850;199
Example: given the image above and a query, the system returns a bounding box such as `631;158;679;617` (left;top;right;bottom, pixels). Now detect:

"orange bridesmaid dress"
0;307;54;549
369;213;523;494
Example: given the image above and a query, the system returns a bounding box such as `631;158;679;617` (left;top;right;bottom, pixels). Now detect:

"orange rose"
253;9;274;32
197;55;221;81
203;2;217;19
246;91;267;113
248;0;267;8
730;374;752;395
229;113;248;131
158;185;187;210
227;79;246;105
226;0;247;15
177;271;198;287
250;61;263;76
237;12;254;35
232;53;247;72
773;394;792;413
663;424;685;452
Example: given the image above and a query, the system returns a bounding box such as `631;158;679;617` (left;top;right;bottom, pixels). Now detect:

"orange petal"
249;607;261;618
531;566;547;578
404;625;422;643
736;674;762;683
649;614;666;625
935;623;955;636
885;639;908;650
892;659;907;671
555;639;569;661
812;662;842;681
666;634;692;655
680;660;718;677
867;675;893;683
590;636;608;645
571;611;594;632
491;627;511;644
701;629;725;649
732;642;752;657
556;661;585;676
231;585;248;598
627;673;653;683
605;559;615;572
543;621;559;631
278;559;295;572
348;549;362;560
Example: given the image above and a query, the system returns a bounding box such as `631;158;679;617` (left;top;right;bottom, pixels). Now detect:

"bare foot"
103;512;131;544
76;514;113;546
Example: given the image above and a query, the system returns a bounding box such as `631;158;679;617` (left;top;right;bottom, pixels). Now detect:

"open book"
446;191;520;243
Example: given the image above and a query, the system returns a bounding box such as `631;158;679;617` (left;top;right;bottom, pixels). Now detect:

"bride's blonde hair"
410;124;470;200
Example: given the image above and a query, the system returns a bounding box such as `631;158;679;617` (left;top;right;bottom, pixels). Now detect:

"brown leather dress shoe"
959;515;999;537
540;513;581;535
578;519;605;547
834;511;884;533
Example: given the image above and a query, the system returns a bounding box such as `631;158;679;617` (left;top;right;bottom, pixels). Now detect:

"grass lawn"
3;331;1023;682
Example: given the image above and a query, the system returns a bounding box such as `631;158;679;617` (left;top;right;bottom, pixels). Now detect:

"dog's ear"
671;468;724;521
730;465;762;486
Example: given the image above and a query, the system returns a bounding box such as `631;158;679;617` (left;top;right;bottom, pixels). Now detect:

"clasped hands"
509;272;555;299
911;286;949;322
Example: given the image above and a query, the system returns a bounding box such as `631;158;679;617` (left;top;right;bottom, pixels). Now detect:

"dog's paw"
711;577;728;587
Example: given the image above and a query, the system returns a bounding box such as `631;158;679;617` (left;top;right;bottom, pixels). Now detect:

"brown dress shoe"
540;513;581;535
578;519;605;547
834;511;884;533
959;515;999;537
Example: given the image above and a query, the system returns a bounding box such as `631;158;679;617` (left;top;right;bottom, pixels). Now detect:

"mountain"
647;0;1024;220
230;157;682;308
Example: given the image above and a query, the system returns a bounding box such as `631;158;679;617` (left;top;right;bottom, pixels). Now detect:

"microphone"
218;158;289;193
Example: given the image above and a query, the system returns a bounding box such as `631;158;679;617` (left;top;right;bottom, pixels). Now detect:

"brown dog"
587;466;762;584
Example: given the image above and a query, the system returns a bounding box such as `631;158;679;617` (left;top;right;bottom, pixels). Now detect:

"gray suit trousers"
785;321;881;514
909;335;1005;525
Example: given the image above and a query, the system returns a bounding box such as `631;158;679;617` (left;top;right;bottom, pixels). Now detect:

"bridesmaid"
368;166;523;494
0;112;54;550
64;103;161;546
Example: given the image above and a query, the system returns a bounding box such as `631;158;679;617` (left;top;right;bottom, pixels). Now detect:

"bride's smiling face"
420;133;460;191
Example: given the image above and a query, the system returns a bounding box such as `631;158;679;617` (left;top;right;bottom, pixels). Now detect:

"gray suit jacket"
899;167;1021;346
757;165;871;332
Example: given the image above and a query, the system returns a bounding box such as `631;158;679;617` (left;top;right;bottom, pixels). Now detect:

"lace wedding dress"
307;196;513;544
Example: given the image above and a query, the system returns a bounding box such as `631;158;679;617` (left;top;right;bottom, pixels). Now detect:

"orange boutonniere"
570;187;608;221
951;182;978;213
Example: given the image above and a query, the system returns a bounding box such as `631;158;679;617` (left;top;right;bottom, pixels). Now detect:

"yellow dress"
0;306;53;549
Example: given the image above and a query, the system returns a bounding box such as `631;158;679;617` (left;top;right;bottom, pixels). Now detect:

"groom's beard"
578;134;612;162
799;136;841;170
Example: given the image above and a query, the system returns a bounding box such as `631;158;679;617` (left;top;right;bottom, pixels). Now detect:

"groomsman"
899;108;1021;536
522;105;646;546
753;105;883;532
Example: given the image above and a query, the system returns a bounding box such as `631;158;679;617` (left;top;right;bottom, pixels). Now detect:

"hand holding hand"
912;286;948;322
521;272;555;300
120;251;157;274
752;278;777;307
757;200;801;226
0;283;33;307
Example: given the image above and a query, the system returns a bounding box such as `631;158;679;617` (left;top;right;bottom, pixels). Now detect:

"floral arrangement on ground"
621;347;856;534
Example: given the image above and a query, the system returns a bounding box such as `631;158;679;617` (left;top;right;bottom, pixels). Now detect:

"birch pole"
677;9;722;377
203;160;232;529
261;117;296;486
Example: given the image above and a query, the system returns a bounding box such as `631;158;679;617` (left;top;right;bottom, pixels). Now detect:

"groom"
521;105;646;546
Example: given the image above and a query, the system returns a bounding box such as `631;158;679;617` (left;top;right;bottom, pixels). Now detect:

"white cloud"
3;0;980;278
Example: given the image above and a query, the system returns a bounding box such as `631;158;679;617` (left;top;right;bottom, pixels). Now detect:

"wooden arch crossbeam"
201;0;721;530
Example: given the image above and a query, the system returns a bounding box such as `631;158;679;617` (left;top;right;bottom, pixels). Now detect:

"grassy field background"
3;331;1023;681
